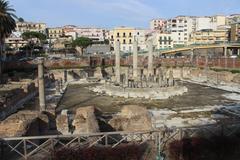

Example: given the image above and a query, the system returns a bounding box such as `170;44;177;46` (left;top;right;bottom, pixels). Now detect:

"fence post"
23;139;27;160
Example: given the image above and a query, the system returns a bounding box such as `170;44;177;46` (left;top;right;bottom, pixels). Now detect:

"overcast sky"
10;0;240;28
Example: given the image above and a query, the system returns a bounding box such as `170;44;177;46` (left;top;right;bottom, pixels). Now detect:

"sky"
10;0;240;29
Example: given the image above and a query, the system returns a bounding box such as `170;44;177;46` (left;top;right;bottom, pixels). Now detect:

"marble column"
190;49;194;63
133;40;138;80
125;68;129;87
115;41;121;83
147;40;153;76
224;46;227;68
168;68;174;86
38;60;46;112
64;70;68;83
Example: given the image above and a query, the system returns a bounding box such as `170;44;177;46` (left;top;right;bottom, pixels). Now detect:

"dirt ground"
57;82;237;113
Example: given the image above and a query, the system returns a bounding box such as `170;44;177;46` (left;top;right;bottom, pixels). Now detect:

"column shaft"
115;41;121;83
133;40;138;79
38;61;46;112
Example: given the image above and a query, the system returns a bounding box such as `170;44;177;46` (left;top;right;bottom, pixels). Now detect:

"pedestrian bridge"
159;43;240;55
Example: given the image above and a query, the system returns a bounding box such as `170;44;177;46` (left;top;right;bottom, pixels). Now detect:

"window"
129;32;132;37
164;37;167;44
129;46;132;51
117;33;120;37
123;32;126;37
129;39;132;44
137;32;140;35
123;46;126;51
123;39;126;44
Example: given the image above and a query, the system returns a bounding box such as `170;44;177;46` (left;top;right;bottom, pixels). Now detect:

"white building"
150;19;166;31
195;17;213;31
133;29;151;51
75;27;107;42
5;32;28;49
152;32;173;50
165;16;193;46
16;21;47;34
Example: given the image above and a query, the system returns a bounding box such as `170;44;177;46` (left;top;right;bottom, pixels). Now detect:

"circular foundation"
89;83;188;100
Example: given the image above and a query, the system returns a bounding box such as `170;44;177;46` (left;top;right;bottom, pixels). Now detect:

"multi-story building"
211;15;226;27
111;27;135;52
190;29;229;44
46;27;64;39
74;27;107;42
194;17;213;31
227;14;240;25
230;23;240;42
152;32;173;50
5;32;28;49
16;21;46;34
150;19;166;31
165;16;193;46
133;29;151;51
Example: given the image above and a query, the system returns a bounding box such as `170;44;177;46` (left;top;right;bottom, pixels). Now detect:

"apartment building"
165;16;193;46
230;23;240;42
133;29;151;51
190;29;229;44
110;27;135;52
5;32;28;49
227;14;240;25
150;19;166;31
152;32;173;50
74;27;107;42
16;21;46;34
46;27;64;39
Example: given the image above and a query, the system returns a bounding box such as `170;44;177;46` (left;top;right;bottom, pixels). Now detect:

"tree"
22;31;47;57
18;17;24;22
0;0;17;82
72;37;92;56
22;31;47;42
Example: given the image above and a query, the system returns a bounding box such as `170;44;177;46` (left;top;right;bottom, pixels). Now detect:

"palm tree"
0;0;17;82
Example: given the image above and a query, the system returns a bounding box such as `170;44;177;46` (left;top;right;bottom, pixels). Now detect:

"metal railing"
0;130;159;160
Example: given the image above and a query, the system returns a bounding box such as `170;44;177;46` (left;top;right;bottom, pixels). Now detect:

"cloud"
70;0;160;22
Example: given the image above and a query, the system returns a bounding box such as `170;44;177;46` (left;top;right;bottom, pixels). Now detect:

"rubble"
72;106;100;134
0;110;49;137
109;105;152;131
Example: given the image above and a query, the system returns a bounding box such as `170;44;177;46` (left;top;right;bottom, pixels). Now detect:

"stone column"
38;60;46;112
133;40;138;80
224;46;227;68
115;41;121;83
125;68;129;87
147;40;153;76
168;69;174;86
64;70;68;83
190;49;194;63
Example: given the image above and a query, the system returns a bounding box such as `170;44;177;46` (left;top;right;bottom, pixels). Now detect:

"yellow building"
111;27;135;52
211;15;226;26
190;29;229;44
230;23;240;42
47;27;64;39
16;22;46;34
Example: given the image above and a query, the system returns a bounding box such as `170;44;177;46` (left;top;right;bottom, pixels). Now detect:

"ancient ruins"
90;40;188;99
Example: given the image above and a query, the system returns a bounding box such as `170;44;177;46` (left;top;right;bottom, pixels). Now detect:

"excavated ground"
57;82;236;113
